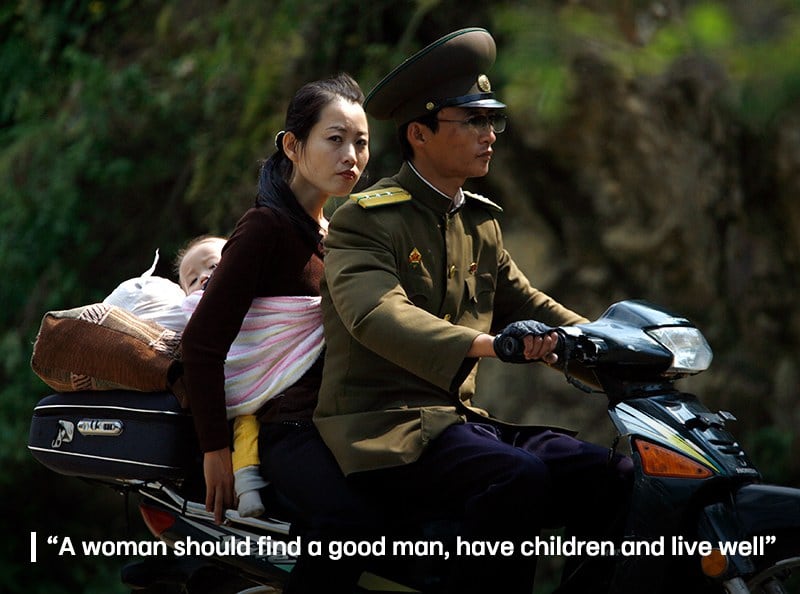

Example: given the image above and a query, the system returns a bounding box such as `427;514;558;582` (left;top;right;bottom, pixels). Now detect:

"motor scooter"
28;300;800;593
522;300;800;593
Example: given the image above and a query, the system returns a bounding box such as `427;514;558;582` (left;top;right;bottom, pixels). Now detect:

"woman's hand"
203;447;236;524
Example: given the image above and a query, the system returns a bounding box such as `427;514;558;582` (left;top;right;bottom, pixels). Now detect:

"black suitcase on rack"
28;390;198;483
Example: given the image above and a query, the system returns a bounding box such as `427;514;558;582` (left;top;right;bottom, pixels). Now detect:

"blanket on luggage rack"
31;303;184;401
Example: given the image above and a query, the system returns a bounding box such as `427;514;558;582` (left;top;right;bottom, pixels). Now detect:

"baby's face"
179;237;226;294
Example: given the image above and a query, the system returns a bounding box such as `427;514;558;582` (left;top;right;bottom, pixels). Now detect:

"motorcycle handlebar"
493;324;603;365
494;329;577;363
495;335;521;360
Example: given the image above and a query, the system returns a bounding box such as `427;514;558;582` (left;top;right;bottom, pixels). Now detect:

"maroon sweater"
181;206;324;453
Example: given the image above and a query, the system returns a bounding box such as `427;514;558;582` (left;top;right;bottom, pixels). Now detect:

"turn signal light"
701;548;729;577
139;503;176;537
635;440;713;479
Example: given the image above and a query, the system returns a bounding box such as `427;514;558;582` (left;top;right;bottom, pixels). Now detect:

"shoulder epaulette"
350;187;412;209
464;190;503;212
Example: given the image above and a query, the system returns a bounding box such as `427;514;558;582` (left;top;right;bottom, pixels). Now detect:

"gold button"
443;314;451;322
448;265;457;278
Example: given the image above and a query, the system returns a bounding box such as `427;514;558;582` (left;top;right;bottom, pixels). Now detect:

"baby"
176;236;227;295
177;236;267;518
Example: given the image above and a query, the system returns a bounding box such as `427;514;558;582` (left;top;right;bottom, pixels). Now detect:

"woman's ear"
283;131;299;163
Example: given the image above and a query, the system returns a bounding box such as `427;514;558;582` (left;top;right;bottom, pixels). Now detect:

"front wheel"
747;558;800;593
746;533;800;593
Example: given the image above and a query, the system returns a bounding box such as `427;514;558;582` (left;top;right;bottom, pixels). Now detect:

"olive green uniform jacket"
315;162;586;476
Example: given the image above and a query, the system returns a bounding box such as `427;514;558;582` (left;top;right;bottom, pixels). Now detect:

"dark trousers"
351;422;634;594
259;422;380;594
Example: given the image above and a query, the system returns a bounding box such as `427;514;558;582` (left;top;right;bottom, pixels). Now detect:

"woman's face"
288;97;369;199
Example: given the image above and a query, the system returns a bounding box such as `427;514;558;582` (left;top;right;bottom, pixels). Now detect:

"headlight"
646;326;713;375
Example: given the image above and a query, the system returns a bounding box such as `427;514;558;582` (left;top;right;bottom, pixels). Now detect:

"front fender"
698;483;800;580
734;483;800;536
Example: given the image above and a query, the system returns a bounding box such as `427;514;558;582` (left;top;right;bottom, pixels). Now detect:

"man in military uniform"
315;28;632;593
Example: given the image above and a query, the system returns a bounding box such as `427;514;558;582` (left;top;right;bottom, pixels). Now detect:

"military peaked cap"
365;27;506;126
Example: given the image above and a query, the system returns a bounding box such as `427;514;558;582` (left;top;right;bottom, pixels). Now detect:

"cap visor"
457;98;506;109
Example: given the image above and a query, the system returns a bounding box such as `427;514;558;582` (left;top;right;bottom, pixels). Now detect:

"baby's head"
176;235;227;294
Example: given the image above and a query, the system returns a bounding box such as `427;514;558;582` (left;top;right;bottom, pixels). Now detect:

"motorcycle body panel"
610;393;760;481
733;483;800;536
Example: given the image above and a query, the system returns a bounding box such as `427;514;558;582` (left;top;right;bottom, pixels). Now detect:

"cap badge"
477;74;491;92
408;248;423;266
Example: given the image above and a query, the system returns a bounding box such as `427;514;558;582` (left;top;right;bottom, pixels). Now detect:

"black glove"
493;320;556;363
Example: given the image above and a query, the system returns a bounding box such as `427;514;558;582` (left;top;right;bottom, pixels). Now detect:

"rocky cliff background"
477;37;800;485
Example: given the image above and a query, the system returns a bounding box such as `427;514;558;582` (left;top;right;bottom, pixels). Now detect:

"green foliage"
746;426;795;484
687;2;736;47
494;6;571;126
494;1;800;129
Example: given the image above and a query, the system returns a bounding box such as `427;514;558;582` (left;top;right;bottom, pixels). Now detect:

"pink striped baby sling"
182;293;324;418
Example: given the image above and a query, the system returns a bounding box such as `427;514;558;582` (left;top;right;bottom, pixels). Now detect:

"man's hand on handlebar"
493;320;560;364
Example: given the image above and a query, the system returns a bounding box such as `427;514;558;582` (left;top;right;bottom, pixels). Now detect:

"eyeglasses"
436;113;507;134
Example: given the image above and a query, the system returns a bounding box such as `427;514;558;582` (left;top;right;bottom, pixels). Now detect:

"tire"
746;532;800;594
747;558;800;593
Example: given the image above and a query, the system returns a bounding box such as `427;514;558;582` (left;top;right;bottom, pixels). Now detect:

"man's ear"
407;122;427;147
